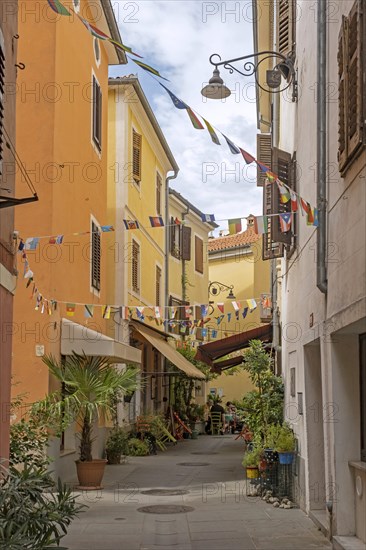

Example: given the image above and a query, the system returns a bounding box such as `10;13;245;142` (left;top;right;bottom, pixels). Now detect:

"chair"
210;411;224;435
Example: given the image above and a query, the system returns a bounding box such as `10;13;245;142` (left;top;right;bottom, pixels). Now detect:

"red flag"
217;303;225;313
239;148;255;164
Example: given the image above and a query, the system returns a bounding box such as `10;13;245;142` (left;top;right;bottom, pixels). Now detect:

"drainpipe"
317;0;327;294
181;207;190;304
165;171;179;318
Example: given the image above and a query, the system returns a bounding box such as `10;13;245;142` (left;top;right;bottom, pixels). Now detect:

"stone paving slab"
62;435;331;550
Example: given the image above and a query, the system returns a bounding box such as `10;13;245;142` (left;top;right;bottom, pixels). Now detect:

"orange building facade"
11;1;140;475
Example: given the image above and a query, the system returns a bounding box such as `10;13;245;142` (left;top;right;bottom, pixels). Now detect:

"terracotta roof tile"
208;227;260;252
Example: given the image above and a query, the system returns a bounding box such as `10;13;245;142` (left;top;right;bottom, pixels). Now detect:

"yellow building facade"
108;77;206;418
207;218;271;402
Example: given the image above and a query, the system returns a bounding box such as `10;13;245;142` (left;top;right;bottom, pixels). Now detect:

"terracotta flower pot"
75;459;107;490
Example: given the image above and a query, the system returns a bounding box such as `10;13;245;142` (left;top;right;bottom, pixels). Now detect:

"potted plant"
242;447;262;479
273;423;296;464
105;426;129;464
38;352;139;490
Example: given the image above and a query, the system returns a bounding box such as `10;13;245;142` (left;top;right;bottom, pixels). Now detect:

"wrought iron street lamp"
208;281;236;300
201;51;297;101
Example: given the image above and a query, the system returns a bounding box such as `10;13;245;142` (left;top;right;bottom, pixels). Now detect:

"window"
91;221;101;291
262;147;297;261
170;217;181;258
168;296;187;336
290;368;296;398
338;0;365;175
360;333;366;462
277;0;295;56
92;75;102;151
132;129;142;185
156;172;162;215
132;240;140;293
156;265;161;306
0;31;5;174
195;236;204;273
182;226;191;261
93;38;101;66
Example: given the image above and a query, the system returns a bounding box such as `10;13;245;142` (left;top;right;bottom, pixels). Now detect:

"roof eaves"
101;0;127;64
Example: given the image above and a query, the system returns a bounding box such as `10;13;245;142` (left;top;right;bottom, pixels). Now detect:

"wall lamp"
208;281;236;300
201;51;297;102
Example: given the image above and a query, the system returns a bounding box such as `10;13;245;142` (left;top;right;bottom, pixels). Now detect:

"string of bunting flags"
47;0;318;226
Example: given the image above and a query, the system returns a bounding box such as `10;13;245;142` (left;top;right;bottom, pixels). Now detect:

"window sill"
349;461;366;472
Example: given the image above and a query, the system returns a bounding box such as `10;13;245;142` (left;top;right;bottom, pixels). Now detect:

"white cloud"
111;0;262;231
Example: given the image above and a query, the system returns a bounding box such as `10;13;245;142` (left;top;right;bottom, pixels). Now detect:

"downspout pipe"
181;207;190;304
317;0;327;294
165;171;179;319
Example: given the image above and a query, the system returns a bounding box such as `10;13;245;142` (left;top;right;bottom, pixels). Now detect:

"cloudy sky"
110;0;262;233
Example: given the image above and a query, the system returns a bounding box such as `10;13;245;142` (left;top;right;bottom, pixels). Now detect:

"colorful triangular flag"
217;303;225;314
149;216;164;227
102;305;111;319
131;58;169;81
253;216;268;235
228;218;242;235
232;301;241;312
246;299;257;312
201;213;215;223
279;213;292;232
186;107;204;130
84;305;94;318
47;0;71;16
223;135;240;154
290;189;298;212
66;303;75;317
239;148;255;164
203;119;220;145
123;219;139;230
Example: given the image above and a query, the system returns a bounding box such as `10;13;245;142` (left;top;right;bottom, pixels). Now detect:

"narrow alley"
63;435;331;550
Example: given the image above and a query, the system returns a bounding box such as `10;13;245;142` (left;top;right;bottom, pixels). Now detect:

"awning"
61;319;141;364
194;324;272;370
131;322;205;379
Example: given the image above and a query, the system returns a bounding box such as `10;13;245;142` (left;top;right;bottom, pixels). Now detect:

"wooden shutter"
132;130;142;184
338;16;348;172
181;226;191;261
347;1;364;160
156;172;162;215
132;240;140;292
0;35;4;173
257;134;272;187
195;236;204;273
262;179;284;260
91;221;101;291
156;266;161;306
338;0;365;175
92;76;102;151
271;148;293;245
277;0;294;56
170;216;175;255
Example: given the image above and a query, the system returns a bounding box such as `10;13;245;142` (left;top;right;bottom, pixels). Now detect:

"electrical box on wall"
35;345;44;357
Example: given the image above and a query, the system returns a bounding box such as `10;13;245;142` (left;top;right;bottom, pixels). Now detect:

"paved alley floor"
62;435;331;550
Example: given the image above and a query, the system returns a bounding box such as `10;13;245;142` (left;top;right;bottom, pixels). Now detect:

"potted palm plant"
105;426;129;464
38;352;139;490
242;447;262;479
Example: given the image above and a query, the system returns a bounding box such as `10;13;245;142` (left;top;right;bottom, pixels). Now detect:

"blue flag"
223;135;241;154
160;83;188;109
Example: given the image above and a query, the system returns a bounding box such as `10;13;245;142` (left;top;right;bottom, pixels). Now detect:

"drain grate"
114;517;126;521
137;505;194;514
140;489;188;496
191;452;218;455
177;462;209;466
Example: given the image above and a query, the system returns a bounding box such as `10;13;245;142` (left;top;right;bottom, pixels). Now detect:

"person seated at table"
207;399;226;434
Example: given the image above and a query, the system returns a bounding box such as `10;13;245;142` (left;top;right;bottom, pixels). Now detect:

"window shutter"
338;0;365;175
0;36;4;173
338;16;348;172
132;240;140;292
257;134;272;187
170;216;175;254
92;77;102;151
132;130;142;184
262;178;284;260
277;0;294;56
156;172;162;214
271;147;293;246
181;226;191;261
91;221;101;291
347;1;364;161
195;236;204;273
156;266;161;306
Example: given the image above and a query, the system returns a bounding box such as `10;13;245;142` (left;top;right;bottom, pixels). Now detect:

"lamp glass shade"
201;83;231;100
227;289;236;300
201;67;231;99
